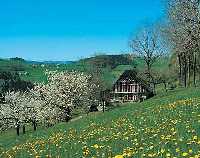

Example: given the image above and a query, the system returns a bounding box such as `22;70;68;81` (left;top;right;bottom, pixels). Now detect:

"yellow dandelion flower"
123;148;134;157
193;136;198;140
182;152;188;157
114;155;124;158
148;153;153;157
83;146;90;157
166;153;171;157
176;148;180;152
139;147;143;150
161;148;165;153
194;154;200;158
93;144;99;149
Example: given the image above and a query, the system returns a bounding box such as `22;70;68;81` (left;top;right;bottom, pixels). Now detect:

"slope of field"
0;87;200;158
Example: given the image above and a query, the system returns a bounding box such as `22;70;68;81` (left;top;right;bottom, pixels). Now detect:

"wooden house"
107;70;153;102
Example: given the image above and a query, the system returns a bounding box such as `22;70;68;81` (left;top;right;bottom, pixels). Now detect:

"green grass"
21;66;47;83
0;87;200;157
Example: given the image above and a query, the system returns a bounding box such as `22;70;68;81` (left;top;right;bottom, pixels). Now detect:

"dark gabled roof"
116;70;137;82
114;70;153;92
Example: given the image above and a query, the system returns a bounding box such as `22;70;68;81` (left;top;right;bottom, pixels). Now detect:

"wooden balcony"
111;91;144;94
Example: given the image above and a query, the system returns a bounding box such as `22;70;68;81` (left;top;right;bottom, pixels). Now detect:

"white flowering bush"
0;70;100;135
36;71;99;121
0;91;26;134
0;91;45;134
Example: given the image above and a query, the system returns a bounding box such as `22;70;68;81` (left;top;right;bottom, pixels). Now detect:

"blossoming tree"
0;70;100;135
0;90;50;135
0;91;27;135
36;71;99;122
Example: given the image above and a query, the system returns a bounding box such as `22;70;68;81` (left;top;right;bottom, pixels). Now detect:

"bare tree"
130;26;165;94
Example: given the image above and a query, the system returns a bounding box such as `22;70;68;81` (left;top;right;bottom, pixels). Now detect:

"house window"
132;85;134;92
128;85;131;92
120;83;122;92
125;84;128;92
122;83;127;92
139;86;141;92
135;85;138;92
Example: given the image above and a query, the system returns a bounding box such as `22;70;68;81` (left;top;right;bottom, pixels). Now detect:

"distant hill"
80;54;135;69
27;60;74;65
0;58;28;72
0;55;171;86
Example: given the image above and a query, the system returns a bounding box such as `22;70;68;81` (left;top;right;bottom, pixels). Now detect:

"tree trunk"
178;54;182;86
103;101;105;112
22;125;26;134
188;55;191;87
183;53;187;88
184;66;187;88
199;64;200;81
193;54;196;87
163;81;167;92
16;124;20;136
147;64;151;82
64;107;71;122
32;120;37;131
150;75;156;95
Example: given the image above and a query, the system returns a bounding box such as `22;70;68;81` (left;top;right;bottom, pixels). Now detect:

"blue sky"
0;0;164;61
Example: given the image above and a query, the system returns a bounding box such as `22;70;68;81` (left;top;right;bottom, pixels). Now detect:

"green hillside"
0;58;29;72
0;87;200;158
0;56;170;88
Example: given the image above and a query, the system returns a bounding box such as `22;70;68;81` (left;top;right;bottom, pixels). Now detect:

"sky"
0;0;165;61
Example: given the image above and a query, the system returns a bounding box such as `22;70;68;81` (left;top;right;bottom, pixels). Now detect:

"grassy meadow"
0;87;200;158
0;56;200;157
